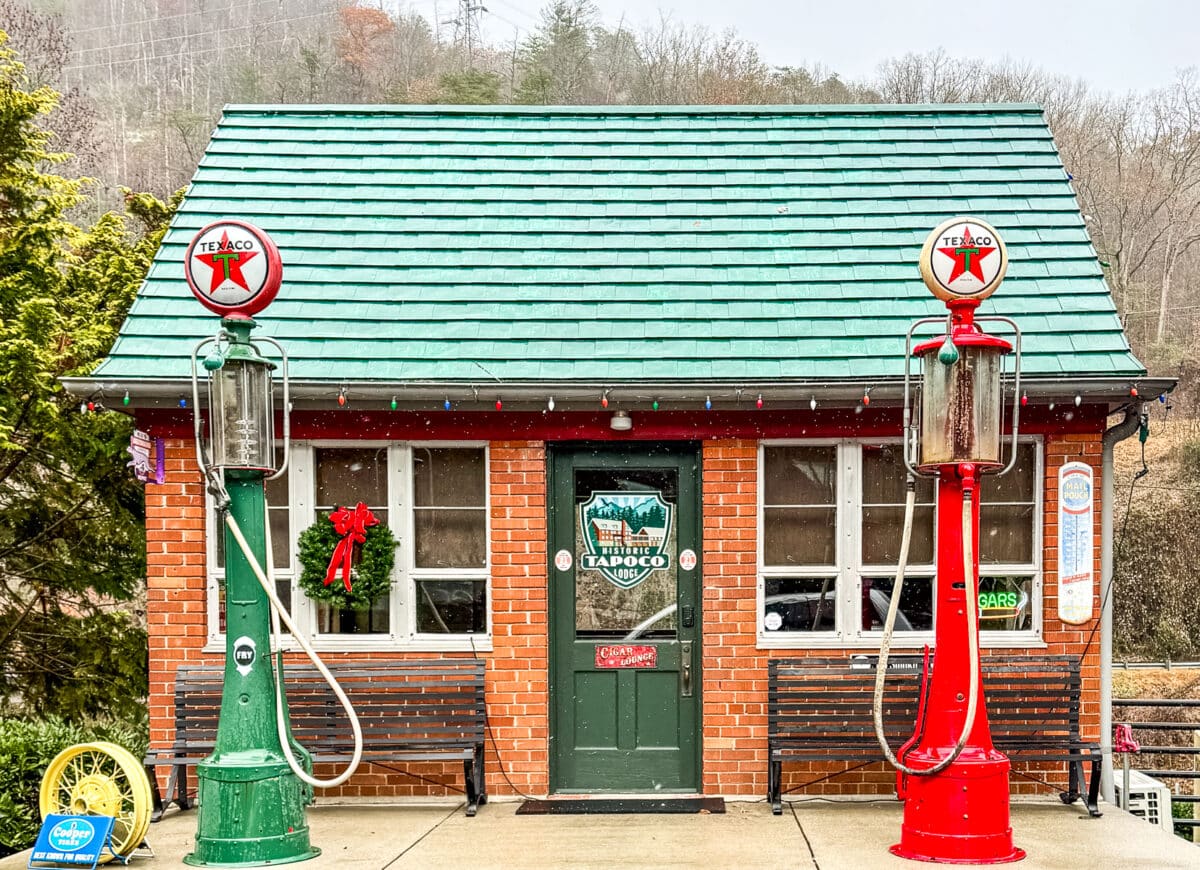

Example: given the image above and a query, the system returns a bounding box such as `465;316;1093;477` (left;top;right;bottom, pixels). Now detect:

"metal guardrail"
1114;698;1200;835
1115;661;1200;669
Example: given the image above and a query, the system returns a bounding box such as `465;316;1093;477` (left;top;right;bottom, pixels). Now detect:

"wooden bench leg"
1059;759;1083;806
177;762;192;811
769;759;782;816
146;765;165;823
1084;754;1102;818
463;759;479;817
474;745;487;806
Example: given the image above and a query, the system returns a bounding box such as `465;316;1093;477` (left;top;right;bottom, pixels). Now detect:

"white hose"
224;504;364;788
873;479;982;777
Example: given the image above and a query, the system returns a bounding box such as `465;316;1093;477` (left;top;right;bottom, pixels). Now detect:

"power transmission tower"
449;0;487;66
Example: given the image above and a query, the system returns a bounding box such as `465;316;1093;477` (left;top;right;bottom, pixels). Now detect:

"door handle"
680;640;693;697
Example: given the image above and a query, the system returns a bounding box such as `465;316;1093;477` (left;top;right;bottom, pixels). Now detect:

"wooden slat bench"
144;658;487;819
768;654;1101;817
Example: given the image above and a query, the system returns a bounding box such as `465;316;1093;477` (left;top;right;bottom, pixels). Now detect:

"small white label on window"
764;612;783;631
554;549;573;571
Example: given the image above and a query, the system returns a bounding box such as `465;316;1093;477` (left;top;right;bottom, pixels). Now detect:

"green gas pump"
181;220;361;866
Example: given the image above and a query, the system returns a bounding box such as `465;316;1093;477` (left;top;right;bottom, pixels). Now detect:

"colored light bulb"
756;394;763;409
337;390;346;407
652;399;659;411
548;397;555;411
496;399;503;411
601;394;609;409
122;391;130;406
705;396;712;411
390;396;398;411
179;397;188;409
1130;386;1139;398
444;398;452;411
809;397;817;411
1021;392;1028;407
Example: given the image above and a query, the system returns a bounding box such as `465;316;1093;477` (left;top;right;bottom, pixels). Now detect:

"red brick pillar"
145;437;209;789
700;439;766;796
487;441;549;797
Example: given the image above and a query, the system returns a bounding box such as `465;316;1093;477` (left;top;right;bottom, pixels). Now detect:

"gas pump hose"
224;506;365;789
872;479;981;777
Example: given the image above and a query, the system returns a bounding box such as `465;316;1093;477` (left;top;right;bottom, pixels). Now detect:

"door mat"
516;797;725;815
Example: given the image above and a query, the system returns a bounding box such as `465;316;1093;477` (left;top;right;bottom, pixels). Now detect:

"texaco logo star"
936;226;996;284
194;230;259;293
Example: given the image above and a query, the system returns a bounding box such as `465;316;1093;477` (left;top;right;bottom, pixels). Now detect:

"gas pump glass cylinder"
919;343;1004;468
209;357;276;473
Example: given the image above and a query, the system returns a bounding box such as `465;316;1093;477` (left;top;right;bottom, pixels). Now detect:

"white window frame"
205;440;492;653
757;437;1043;650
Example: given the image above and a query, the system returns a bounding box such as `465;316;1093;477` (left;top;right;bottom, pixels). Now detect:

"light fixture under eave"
610;411;633;431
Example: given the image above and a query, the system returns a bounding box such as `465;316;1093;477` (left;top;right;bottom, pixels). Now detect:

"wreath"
297;505;397;611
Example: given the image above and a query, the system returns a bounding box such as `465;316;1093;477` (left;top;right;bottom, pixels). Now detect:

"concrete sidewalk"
4;797;1196;869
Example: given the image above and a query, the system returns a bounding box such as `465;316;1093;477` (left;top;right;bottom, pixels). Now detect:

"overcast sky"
467;0;1197;94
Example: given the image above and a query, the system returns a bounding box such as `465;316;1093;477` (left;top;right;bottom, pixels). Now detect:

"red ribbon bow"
323;502;379;592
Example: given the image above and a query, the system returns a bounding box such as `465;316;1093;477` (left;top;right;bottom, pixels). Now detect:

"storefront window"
206;442;491;647
412;447;488;635
759;439;1041;646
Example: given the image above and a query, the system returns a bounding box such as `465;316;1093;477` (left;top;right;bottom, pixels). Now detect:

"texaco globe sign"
918;216;1008;302
184;219;282;318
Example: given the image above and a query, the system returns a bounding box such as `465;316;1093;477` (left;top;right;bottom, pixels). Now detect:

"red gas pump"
875;217;1025;864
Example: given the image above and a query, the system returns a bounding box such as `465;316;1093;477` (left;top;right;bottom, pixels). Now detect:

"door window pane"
412;448;487;569
573;468;678;638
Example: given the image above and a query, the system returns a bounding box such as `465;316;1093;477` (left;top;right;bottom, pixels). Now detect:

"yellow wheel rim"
40;742;153;862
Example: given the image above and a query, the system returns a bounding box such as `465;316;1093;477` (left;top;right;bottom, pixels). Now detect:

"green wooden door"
549;443;701;793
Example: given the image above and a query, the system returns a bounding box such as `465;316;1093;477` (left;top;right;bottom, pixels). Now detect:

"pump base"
890;844;1026;865
184;753;318;867
893;747;1023;864
892;748;1022;864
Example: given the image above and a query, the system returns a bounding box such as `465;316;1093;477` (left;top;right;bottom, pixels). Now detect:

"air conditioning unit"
1115;769;1174;830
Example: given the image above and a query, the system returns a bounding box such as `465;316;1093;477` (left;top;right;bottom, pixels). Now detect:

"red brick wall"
146;431;1102;802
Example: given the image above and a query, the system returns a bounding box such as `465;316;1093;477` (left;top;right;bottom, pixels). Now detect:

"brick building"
70;105;1169;803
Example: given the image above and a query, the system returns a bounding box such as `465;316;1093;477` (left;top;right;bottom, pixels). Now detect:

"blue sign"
30;814;116;869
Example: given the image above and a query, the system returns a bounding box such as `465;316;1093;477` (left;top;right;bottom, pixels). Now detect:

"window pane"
862;445;935;504
979;505;1034;564
763;446;836;505
763;507;836;566
317;597;389;634
979;576;1033;631
315;447;387;509
268;508;290;570
763;577;837;633
217;582;291;634
415;580;487;634
413;448;486;507
978;443;1036;503
862;506;935;564
414;509;486;568
861;576;933;632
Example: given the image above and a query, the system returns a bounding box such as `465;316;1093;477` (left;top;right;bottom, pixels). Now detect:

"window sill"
204;635;494;656
756;634;1046;651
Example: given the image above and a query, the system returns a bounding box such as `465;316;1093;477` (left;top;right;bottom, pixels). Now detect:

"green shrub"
0;715;148;858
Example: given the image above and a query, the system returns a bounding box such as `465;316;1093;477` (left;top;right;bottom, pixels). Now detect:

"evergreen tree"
0;32;177;721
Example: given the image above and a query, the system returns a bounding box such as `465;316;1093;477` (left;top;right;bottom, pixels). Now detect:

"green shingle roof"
94;104;1143;386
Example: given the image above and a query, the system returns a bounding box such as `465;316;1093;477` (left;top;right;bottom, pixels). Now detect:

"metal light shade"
918;342;1005;469
208;355;276;472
